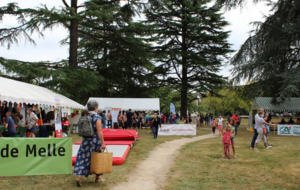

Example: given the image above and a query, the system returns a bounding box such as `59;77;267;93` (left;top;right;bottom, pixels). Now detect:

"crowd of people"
0;106;38;138
279;117;300;125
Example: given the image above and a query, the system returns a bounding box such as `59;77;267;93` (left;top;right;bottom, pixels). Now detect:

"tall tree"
228;0;300;100
0;0;158;103
145;0;233;117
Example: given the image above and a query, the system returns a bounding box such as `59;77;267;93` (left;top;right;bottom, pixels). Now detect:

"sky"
0;0;272;79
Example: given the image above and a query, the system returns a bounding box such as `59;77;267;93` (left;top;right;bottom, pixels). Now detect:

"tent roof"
252;97;300;112
0;77;84;109
87;97;160;110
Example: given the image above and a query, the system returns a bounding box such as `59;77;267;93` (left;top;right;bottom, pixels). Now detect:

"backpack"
108;114;112;120
78;115;94;137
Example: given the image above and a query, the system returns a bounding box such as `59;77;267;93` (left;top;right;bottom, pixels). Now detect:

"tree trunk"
180;3;188;118
69;0;78;67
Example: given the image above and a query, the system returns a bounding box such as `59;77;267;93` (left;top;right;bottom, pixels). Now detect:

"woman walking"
74;100;106;187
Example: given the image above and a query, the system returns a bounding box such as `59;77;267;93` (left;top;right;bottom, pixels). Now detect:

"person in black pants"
126;109;133;130
151;113;161;139
250;116;258;149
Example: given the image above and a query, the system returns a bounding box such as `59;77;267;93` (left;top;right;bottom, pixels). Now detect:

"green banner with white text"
0;138;72;176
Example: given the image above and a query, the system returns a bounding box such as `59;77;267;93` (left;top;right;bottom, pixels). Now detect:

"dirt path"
111;133;217;190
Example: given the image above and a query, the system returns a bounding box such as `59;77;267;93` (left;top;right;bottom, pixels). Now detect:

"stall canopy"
248;97;300;127
87;97;160;111
251;97;300;112
0;77;84;109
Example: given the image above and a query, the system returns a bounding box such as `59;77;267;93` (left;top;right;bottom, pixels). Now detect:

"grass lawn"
164;128;300;190
0;127;210;190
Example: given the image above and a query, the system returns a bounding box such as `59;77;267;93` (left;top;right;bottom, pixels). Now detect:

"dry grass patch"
165;130;300;190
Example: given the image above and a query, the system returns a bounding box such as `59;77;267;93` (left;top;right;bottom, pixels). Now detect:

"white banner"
158;124;196;136
277;125;300;136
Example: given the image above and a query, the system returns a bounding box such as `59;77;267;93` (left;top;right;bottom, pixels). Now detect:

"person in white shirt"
218;115;224;136
27;107;38;138
254;111;275;149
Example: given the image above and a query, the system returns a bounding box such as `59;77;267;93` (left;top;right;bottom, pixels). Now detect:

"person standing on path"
151;113;161;139
74;100;106;187
126;109;133;130
212;118;217;134
231;113;239;136
218;115;224;136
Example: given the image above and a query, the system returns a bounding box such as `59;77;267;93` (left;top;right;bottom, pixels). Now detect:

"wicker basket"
90;148;113;174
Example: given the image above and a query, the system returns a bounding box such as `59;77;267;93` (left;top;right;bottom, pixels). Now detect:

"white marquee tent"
0;77;84;109
87;97;160;111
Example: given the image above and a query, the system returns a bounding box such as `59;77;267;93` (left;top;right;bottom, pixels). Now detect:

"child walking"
212;118;217;134
222;124;232;159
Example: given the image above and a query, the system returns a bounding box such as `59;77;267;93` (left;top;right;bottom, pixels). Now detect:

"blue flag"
170;103;175;114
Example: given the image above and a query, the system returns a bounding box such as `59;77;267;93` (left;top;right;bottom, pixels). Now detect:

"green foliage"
145;0;233;117
228;0;300;101
201;88;252;115
154;87;200;115
0;0;159;103
215;0;265;10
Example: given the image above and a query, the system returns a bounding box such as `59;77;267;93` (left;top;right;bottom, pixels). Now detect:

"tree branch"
62;0;70;8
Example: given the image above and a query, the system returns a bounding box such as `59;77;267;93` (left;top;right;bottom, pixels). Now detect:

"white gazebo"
86;97;160;111
0;77;84;109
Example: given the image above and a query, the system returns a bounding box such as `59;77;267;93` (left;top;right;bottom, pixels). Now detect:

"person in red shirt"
161;114;166;123
231;113;239;135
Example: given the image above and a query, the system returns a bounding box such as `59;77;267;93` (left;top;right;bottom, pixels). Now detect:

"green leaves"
145;0;233;116
201;88;252;115
229;0;300;100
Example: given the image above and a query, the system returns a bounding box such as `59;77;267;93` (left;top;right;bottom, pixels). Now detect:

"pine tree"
0;0;159;103
145;0;233;117
76;0;159;98
228;0;300;100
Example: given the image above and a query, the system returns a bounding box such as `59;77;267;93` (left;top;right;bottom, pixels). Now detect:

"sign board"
277;125;300;136
0;138;71;176
54;97;61;107
158;124;196;136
